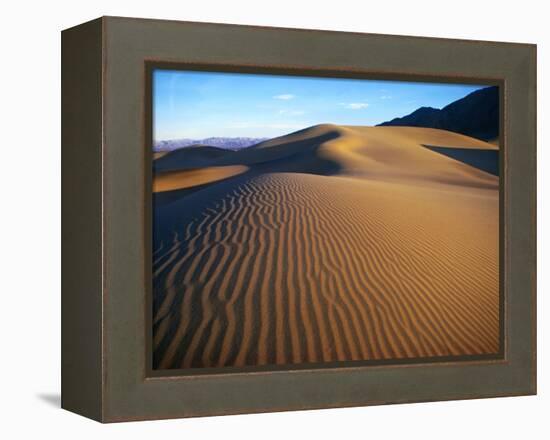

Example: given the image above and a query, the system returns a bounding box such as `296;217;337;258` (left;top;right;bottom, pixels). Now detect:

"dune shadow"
422;144;499;176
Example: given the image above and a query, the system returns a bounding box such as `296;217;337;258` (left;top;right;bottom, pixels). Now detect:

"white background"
1;0;546;437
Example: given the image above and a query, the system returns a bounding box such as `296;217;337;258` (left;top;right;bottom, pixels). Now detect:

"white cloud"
380;95;392;100
273;94;295;100
340;102;369;110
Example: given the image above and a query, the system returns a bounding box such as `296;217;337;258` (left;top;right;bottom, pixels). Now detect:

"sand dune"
152;125;499;369
154;145;233;172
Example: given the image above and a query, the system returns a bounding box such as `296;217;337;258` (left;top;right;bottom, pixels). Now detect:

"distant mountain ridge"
154;137;269;152
378;86;499;141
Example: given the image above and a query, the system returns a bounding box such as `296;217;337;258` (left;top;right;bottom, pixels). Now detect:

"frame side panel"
61;18;104;421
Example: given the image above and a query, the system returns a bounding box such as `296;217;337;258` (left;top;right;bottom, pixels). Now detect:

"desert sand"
152;125;500;369
153;165;249;193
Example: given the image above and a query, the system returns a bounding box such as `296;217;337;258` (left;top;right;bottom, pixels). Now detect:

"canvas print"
151;69;500;370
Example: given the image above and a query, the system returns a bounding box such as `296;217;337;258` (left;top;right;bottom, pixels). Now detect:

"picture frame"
61;16;536;422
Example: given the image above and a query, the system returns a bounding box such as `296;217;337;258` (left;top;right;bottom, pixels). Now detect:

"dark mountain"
378;86;499;141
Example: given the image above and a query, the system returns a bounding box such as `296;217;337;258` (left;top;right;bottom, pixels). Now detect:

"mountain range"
154;137;269;152
378;86;499;141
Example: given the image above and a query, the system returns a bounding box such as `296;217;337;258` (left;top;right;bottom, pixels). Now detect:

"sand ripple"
153;170;499;369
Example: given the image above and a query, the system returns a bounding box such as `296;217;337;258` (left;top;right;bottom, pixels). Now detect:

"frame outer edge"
61;17;104;422
530;43;537;396
99;16;537;422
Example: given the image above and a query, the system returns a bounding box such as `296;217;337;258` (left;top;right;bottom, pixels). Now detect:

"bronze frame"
62;16;536;422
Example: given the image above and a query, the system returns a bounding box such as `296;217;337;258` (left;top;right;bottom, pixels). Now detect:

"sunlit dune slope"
312;125;497;188
152;124;500;369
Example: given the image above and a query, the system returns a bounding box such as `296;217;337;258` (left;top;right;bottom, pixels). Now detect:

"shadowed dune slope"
423;145;499;176
154;145;233;172
152;124;500;369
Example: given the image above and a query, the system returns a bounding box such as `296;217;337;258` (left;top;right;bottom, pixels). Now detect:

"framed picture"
61;16;536;422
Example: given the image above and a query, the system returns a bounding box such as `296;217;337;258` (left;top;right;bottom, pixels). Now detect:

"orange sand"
153;165;249;192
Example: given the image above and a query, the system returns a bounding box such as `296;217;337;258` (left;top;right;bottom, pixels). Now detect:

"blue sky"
153;69;487;141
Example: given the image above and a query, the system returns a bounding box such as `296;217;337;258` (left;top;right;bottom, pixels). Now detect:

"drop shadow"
37;393;61;408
